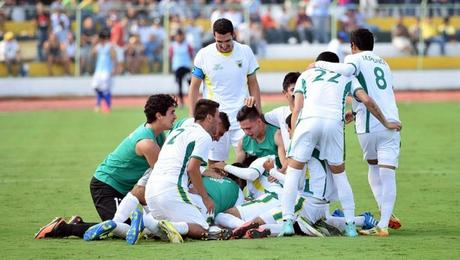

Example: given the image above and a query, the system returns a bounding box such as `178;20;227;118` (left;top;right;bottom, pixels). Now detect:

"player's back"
296;68;354;121
346;51;399;133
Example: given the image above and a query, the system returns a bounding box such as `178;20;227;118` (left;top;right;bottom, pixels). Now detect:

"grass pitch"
0;101;459;259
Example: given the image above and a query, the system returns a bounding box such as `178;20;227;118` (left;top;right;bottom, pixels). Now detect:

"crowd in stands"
0;0;459;77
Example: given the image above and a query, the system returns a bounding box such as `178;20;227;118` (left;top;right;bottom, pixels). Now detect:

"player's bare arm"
235;139;246;163
247;73;262;112
188;158;214;213
135;139;160;167
355;89;402;131
314;61;356;77
188;76;202;116
274;129;288;172
291;92;304;136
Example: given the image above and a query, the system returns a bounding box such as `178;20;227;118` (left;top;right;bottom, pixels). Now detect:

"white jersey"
345;51;400;134
146;123;212;196
294;68;361;121
264;106;291;152
192;41;259;130
246;156;283;199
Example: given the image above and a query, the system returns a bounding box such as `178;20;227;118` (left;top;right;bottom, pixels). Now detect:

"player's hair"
144;94;177;123
350;28;374;51
285;113;292;129
194;99;220;121
316;51;339;63
236;105;262;122
99;28;111;39
282;72;301;91
213;18;234;35
219;112;231;131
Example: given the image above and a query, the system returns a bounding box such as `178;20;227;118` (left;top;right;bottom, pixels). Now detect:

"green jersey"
203;176;240;215
242;124;281;168
94;123;165;195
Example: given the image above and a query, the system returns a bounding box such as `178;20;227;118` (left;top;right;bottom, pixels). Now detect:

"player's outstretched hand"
385;121;402;131
203;196;215;214
263;159;275;172
344;111;355;124
244;96;256;108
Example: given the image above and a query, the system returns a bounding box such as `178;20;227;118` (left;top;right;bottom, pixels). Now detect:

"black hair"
99;28;111;39
194;99;220;121
242;155;258;167
213;18;234;35
219;112;230;131
285;113;292;129
144;94;177;123
282;72;300;91
350;28;374;51
316;51;339;63
236;105;262;122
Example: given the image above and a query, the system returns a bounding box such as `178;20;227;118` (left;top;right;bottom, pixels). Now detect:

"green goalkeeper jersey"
242;123;282;168
94;123;165;194
203;176;240;215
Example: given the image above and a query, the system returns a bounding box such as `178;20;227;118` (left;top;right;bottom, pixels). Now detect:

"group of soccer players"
34;18;402;243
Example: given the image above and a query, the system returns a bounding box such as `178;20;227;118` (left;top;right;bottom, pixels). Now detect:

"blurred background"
0;0;459;95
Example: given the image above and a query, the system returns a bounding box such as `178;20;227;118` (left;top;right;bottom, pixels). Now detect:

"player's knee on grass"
130;185;146;205
225;207;242;219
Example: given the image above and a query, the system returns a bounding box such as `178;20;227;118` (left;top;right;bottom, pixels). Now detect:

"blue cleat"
126;208;144;245
278;219;295;237
331;208;344;217
361;212;378;230
83;220;116;241
344;222;358;237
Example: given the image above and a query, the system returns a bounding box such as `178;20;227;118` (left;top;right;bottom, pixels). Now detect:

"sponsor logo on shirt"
213;63;224;70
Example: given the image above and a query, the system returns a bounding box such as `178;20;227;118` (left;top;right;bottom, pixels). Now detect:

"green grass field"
1;101;459;259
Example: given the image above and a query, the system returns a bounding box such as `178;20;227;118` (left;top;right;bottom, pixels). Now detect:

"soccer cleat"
68;215;83;225
244;227;271;239
331;208;344;217
389;214;402;230
361;212;378;230
344;222;358;237
296;216;324;237
34;217;66;239
232;221;260;239
203;226;233;240
278;219;295;237
158;220;183;244
83;220;117;241
126;208;144;245
313;219;343;236
359;226;389;237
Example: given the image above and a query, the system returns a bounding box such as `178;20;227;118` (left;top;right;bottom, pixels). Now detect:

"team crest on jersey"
213;64;223;70
236;60;242;68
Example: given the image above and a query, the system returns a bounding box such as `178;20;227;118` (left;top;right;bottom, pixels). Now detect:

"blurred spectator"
249;21;267;57
10;0;26;21
0;31;23;77
80;16;96;75
210;5;226;25
169;29;193;106
35;3;50;61
391;16;416;55
144;34;162;73
107;13;125;75
137;17;154;45
186;19;203;54
50;5;70;43
276;6;293;44
125;36;143;74
224;5;244;29
438;17;456;42
327;31;350;62
409;17;421;55
295;8;313;44
261;5;283;43
64;32;76;62
421;16;445;56
44;32;70;75
307;0;331;43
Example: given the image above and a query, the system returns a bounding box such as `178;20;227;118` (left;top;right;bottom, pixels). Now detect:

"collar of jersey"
219;51;233;57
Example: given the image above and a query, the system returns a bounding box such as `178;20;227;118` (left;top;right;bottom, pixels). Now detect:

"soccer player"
280;51;401;237
34;94;177;239
188;18;262;164
92;28;116;113
144;99;231;240
312;28;402;236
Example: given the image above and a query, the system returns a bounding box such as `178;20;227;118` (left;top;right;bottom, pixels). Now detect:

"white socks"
112;223;130;238
143;213;160;234
171;222;189;235
378;167;396;228
215;213;244;229
332;171;355;224
260;224;281;236
282;167;304;220
325;216;365;231
368;164;382;209
113;192;139;223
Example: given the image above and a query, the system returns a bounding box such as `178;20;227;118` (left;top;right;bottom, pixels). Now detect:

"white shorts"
358;129;400;167
146;188;209;230
92;71;112;92
209;128;245;162
289;118;344;165
236;193;280;221
136;168;152;187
